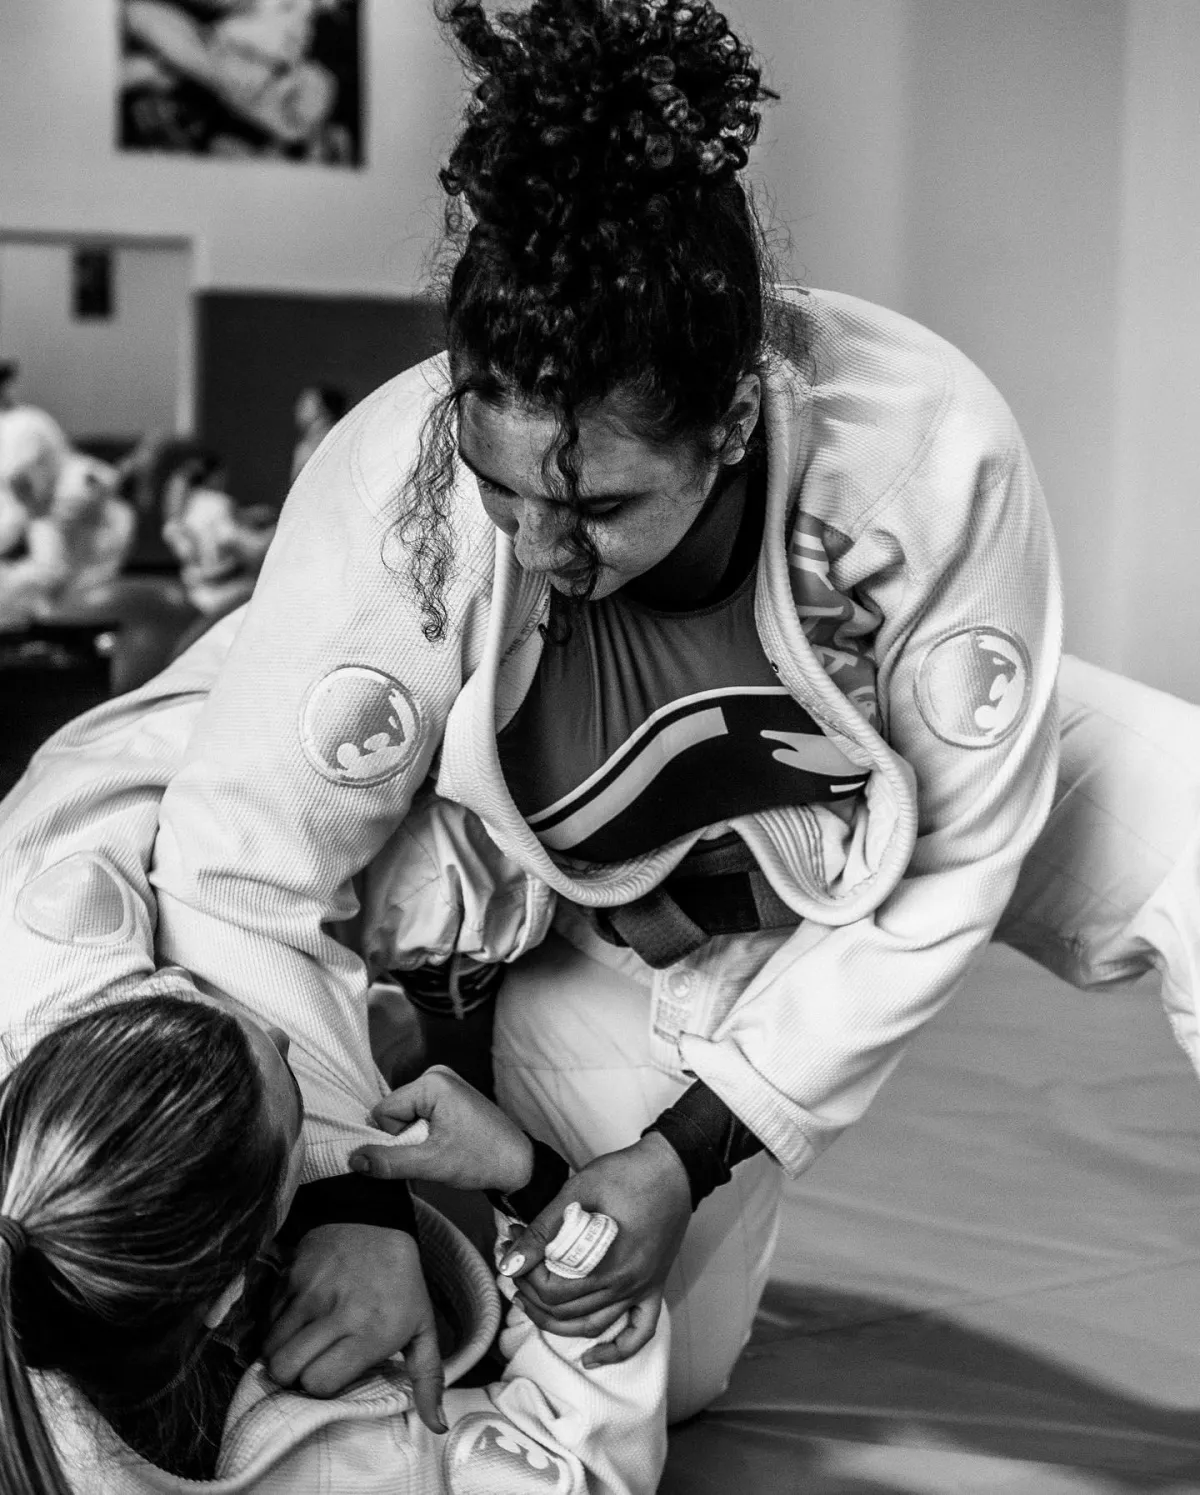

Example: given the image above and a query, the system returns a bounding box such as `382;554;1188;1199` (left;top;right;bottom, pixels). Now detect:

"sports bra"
497;562;869;864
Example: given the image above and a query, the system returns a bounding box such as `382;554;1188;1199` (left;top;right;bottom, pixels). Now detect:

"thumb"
498;1204;562;1279
405;1315;447;1436
348;1136;434;1180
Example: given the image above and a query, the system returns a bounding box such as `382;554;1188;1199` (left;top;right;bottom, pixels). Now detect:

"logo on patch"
443;1413;574;1493
915;627;1031;747
299;666;421;785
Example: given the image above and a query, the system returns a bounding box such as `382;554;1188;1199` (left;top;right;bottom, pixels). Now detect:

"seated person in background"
0;406;134;634
162;475;276;640
0;983;665;1494
291;383;347;482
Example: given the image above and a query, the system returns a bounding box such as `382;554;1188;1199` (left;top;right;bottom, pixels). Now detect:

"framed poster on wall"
116;1;364;166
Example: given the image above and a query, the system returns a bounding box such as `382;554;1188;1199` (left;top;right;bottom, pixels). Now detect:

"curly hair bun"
439;0;775;241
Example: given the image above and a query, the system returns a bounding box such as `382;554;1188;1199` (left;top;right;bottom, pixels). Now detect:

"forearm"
642;1080;765;1209
277;1172;417;1254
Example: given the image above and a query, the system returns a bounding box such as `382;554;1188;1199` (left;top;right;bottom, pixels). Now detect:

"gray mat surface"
665;946;1200;1492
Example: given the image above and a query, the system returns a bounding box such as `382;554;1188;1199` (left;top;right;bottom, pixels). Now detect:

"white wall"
1111;2;1200;696
0;240;191;437
740;0;1200;700
736;0;910;312
901;0;1128;672
0;1;461;295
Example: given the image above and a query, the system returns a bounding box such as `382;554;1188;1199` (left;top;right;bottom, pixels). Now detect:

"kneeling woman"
0;989;666;1495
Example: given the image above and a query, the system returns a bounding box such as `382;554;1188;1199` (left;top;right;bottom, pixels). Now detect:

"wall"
1110;1;1200;695
733;0;910;312
0;2;461;296
902;0;1128;671
0;239;191;439
198;291;444;508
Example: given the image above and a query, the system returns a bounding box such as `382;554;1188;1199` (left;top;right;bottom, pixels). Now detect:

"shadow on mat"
663;1282;1200;1492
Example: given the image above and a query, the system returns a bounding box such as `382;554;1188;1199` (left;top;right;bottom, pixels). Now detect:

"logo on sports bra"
299;665;421;786
915;627;1032;748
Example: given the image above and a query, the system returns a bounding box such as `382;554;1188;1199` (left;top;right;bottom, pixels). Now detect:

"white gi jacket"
144;288;1062;1180
0;629;669;1495
42;1270;666;1495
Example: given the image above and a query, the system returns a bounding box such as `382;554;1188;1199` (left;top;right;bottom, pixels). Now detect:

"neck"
624;463;751;610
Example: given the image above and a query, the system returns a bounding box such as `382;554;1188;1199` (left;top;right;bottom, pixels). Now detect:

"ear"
720;373;762;463
203;1273;246;1330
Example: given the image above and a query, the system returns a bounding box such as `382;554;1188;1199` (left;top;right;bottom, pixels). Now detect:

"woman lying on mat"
0;981;665;1494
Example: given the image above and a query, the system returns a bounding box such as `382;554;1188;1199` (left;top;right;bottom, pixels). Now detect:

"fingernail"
499;1253;525;1276
349;1155;370;1174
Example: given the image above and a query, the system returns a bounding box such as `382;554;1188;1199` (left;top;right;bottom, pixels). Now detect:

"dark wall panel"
196;292;445;510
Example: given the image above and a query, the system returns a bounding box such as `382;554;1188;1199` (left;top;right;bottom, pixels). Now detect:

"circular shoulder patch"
299;666;421;786
914;627;1032;748
443;1412;574;1493
16;853;133;945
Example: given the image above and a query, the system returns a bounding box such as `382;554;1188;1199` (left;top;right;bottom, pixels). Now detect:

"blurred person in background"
291;382;348;481
0;405;203;694
0;407;133;635
0;360;20;412
163;476;277;654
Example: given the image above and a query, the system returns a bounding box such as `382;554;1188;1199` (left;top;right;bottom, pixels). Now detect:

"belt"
586;833;801;969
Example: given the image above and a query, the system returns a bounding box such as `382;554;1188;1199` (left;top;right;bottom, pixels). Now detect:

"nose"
511;496;573;575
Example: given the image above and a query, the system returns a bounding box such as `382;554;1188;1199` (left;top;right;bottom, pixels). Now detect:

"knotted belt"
584;831;801;969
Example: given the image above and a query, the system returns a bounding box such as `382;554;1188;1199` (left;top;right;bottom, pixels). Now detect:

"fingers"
262;1288;318;1360
290;1336;373;1398
265;1315;340;1388
498;1210;560;1279
582;1294;661;1369
515;1270;625;1321
404;1316;447;1435
519;1296;631;1341
370;1085;423;1133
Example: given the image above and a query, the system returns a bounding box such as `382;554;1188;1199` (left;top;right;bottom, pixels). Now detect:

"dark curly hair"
397;0;805;639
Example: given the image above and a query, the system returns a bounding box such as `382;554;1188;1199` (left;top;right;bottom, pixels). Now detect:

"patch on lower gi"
16;853;133;945
299;665;421;786
915;627;1032;747
442;1413;574;1493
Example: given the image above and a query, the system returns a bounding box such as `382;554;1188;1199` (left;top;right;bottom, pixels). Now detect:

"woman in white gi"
145;0;1066;1422
0;981;667;1494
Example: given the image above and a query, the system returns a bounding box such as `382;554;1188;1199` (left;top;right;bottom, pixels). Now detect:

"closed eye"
458;446;636;517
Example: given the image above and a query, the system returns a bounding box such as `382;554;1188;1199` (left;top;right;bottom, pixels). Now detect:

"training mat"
664;944;1200;1492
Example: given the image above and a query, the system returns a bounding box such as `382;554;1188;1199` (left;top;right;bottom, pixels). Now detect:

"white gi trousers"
492;928;783;1425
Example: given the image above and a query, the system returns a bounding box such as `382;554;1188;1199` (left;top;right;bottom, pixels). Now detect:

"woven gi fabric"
147;288;1063;1178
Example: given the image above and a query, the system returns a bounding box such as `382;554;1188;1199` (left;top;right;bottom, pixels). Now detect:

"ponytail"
0;995;286;1487
0;1226;70;1495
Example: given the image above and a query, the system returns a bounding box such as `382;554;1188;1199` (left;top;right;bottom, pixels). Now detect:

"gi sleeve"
0;609;244;1053
150;373;492;1183
678;412;1063;1176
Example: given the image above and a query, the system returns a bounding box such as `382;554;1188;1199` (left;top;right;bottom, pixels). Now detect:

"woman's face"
459;392;730;601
